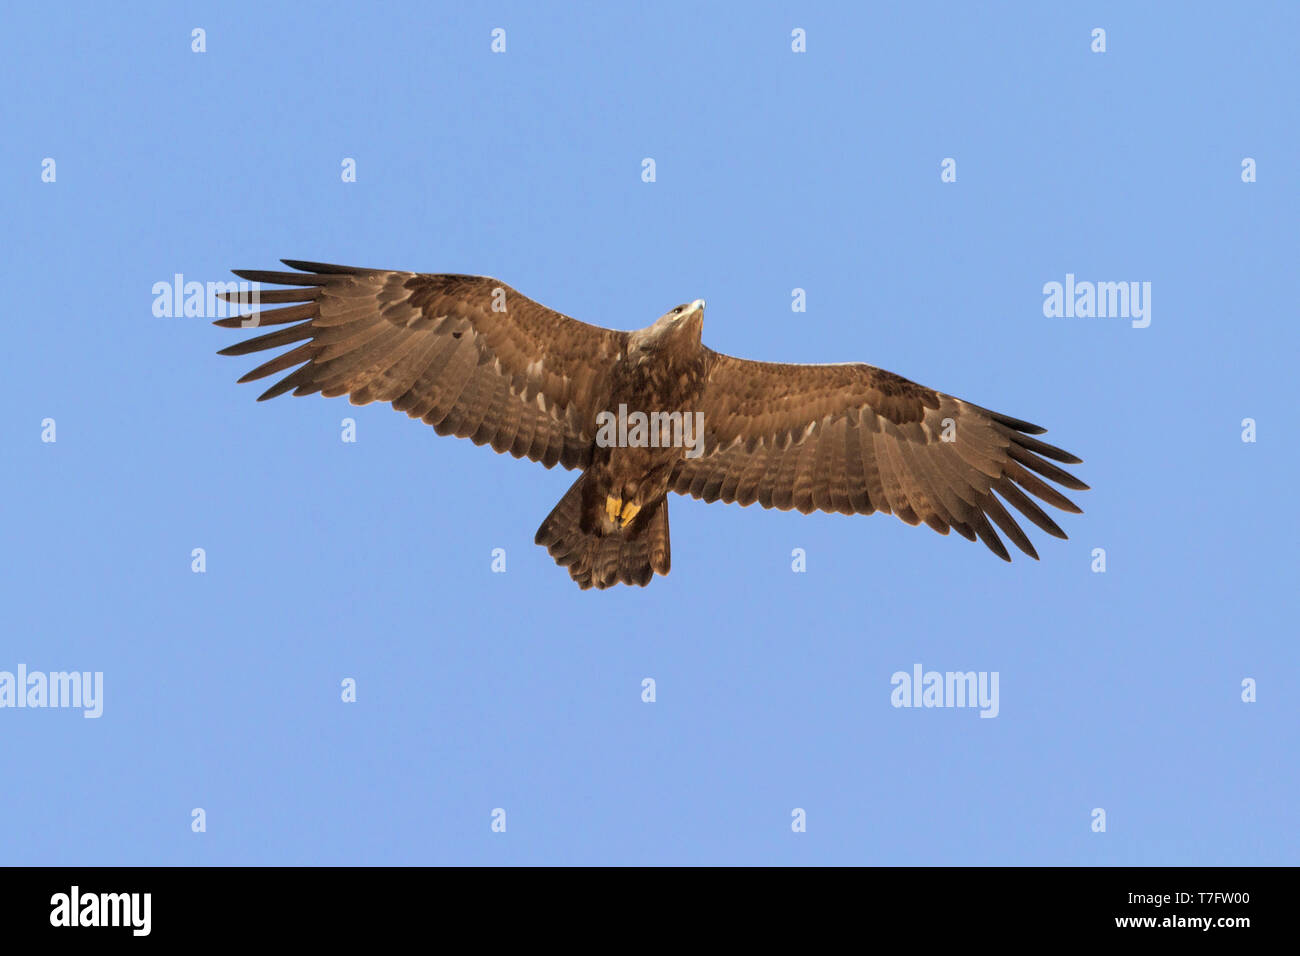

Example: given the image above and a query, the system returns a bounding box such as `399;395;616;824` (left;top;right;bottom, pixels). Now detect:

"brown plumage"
215;260;1088;588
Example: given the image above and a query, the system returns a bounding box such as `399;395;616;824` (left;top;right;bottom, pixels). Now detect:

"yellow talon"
605;496;641;528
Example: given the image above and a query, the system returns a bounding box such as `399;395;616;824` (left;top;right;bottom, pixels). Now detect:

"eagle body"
536;302;710;587
215;261;1088;590
600;302;708;518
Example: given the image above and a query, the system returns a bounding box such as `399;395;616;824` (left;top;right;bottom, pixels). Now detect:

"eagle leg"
604;495;642;530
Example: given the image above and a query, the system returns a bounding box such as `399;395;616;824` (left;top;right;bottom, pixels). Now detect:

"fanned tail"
534;473;671;589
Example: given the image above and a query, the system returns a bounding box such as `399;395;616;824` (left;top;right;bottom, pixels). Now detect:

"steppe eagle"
214;261;1087;589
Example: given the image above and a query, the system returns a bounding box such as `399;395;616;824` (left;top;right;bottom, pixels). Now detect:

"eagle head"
650;299;705;337
627;300;705;359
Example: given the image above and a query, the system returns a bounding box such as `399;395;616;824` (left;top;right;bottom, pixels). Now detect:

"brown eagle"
214;261;1087;589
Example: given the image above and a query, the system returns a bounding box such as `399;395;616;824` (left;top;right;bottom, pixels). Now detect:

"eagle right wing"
215;260;628;470
671;350;1088;561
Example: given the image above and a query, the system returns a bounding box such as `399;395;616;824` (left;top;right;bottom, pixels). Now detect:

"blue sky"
2;1;1296;865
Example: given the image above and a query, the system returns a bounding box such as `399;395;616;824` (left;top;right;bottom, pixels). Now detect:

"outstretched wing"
215;261;627;470
670;351;1088;560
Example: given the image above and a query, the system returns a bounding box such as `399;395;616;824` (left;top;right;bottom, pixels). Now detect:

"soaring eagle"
215;261;1087;589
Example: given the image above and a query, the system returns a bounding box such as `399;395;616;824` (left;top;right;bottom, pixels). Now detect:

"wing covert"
671;350;1087;560
216;260;628;470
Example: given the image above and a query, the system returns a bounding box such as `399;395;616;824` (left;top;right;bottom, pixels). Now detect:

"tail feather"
535;474;671;589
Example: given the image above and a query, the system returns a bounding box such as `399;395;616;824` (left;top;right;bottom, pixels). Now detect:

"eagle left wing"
214;260;627;470
669;350;1088;560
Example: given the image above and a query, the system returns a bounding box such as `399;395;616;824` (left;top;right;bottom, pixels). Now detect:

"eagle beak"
689;299;706;313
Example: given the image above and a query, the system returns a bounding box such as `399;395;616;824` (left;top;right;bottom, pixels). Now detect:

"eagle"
214;261;1087;589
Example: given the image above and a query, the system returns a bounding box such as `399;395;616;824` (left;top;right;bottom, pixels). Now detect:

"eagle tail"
534;473;671;589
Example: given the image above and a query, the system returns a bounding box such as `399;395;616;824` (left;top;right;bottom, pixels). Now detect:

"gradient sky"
2;1;1296;865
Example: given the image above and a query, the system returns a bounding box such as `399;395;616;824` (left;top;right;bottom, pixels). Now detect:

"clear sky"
2;1;1296;865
